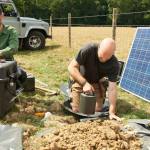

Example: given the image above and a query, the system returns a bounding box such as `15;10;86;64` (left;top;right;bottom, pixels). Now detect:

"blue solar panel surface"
120;27;150;102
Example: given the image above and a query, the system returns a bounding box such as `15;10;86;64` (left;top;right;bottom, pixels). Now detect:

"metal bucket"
79;93;96;114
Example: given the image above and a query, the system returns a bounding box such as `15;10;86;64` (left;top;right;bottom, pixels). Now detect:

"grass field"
16;27;150;118
2;27;150;129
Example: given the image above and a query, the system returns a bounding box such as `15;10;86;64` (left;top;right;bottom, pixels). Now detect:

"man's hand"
83;82;95;95
109;113;121;121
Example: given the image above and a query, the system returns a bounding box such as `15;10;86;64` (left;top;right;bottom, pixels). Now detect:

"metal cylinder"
79;93;96;114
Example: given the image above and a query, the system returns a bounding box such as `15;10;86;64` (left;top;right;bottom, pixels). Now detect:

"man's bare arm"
108;81;121;120
68;59;94;93
68;59;86;85
108;81;117;113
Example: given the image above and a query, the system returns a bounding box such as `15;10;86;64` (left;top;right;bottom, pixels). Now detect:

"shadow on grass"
17;44;62;55
117;99;150;119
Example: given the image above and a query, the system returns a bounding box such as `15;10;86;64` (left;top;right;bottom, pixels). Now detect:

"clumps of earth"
4;97;63;124
27;120;141;150
23;114;77;149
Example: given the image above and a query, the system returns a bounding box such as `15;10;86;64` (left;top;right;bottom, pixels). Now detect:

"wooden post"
23;1;25;16
68;13;71;48
112;8;118;40
50;15;53;39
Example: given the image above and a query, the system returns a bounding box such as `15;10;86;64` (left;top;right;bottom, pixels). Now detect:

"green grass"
117;88;150;119
15;39;150;120
1;27;150;129
16;41;75;88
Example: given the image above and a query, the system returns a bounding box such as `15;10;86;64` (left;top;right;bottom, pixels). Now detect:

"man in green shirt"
0;8;27;86
0;8;19;60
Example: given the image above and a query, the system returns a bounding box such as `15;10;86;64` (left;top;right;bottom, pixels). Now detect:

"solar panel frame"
120;27;150;103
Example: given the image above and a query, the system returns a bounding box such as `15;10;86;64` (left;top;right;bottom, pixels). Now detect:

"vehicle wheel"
24;31;45;50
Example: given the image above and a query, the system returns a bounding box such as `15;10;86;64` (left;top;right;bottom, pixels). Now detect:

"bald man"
68;38;120;120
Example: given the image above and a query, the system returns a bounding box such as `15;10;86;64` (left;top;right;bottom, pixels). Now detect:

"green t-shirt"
0;25;19;60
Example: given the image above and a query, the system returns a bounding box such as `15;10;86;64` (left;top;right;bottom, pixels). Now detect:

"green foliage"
108;0;150;25
13;0;150;25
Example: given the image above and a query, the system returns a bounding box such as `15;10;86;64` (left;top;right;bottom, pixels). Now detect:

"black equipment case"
0;61;17;118
23;74;35;92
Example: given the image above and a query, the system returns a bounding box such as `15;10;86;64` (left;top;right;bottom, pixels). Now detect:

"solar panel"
120;27;150;102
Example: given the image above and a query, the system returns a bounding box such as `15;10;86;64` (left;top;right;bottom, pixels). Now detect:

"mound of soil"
28;120;141;150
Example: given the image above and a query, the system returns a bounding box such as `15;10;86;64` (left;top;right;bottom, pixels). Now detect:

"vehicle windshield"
0;3;17;17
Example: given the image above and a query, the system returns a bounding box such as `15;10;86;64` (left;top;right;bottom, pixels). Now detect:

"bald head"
98;38;116;62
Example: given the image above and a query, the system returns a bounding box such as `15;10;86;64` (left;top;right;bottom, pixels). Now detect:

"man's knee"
71;82;83;110
92;83;105;112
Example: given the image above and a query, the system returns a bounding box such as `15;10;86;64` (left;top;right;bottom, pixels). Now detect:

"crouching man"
68;38;120;120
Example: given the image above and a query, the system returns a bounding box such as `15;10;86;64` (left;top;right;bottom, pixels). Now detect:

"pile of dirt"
4;97;64;124
43;114;77;128
28;120;141;150
23;114;77;149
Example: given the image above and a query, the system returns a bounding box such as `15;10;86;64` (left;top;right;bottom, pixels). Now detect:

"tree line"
13;0;150;25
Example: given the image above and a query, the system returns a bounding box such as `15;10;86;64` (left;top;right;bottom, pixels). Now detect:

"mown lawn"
2;27;150;128
16;27;150;119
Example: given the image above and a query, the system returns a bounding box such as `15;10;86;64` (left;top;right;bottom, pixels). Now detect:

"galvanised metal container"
79;93;96;114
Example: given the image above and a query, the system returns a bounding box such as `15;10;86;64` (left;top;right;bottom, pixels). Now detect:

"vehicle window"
1;3;17;17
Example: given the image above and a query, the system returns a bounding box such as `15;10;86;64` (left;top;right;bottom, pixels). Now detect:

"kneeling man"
68;38;120;120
